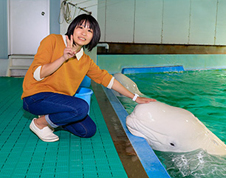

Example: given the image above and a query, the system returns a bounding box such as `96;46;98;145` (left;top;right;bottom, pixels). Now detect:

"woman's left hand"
135;97;156;104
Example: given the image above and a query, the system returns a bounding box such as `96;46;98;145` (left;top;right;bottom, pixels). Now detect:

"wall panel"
215;0;226;45
189;0;217;45
105;0;135;42
99;0;226;46
98;0;106;41
134;0;163;43
162;0;190;44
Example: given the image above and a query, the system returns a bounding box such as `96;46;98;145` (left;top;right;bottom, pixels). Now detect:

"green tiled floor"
0;77;127;178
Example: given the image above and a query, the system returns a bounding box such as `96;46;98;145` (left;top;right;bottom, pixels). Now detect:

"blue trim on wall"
0;0;8;59
122;65;185;74
50;0;60;34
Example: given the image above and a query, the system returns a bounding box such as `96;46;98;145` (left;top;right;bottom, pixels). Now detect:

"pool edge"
102;87;171;178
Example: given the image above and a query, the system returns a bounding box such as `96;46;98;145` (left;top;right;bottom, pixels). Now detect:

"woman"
22;14;155;142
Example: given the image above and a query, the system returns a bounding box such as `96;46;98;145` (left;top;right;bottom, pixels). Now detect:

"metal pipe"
97;43;109;50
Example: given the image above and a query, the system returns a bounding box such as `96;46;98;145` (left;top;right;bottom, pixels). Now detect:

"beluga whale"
114;73;226;177
113;73;226;155
126;101;226;156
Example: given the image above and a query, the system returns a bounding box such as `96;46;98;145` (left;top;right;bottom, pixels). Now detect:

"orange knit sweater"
21;34;112;99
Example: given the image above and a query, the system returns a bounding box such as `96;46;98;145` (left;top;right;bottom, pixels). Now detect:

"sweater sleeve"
31;34;57;74
86;57;113;88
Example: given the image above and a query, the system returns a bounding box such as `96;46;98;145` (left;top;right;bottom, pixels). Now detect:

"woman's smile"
73;21;93;47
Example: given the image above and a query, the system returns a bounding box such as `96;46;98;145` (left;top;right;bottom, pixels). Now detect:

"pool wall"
97;54;226;74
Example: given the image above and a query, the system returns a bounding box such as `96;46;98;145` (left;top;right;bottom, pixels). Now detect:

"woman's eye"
88;29;93;33
76;26;83;29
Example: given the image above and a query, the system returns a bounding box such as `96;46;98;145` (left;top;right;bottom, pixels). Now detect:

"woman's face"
73;21;93;47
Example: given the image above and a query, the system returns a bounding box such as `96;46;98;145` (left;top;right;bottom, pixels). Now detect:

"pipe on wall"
97;43;109;52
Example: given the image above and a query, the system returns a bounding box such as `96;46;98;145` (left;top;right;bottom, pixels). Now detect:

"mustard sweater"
22;34;112;99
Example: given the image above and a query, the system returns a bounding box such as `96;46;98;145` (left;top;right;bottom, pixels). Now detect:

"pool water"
117;70;226;178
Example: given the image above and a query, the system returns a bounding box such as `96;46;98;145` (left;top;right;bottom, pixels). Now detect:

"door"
8;0;49;55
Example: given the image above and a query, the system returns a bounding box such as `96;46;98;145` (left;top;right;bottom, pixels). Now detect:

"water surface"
118;70;226;178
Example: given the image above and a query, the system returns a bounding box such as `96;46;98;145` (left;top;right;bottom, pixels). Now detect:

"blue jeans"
23;92;96;138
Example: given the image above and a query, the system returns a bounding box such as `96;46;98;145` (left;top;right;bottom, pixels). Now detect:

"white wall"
98;0;226;45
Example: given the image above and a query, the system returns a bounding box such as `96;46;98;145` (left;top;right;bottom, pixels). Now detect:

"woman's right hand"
63;35;76;61
40;35;76;78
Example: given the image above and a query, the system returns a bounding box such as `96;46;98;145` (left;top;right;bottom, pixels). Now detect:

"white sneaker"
29;118;59;142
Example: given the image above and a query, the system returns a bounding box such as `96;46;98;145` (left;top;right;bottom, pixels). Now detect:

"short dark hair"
65;14;101;51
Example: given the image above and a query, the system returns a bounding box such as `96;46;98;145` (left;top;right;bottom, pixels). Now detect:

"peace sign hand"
63;35;79;61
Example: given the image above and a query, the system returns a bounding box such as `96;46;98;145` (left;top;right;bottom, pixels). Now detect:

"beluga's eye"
170;143;175;146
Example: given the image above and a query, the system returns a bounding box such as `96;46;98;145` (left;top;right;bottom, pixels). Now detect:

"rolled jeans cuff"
45;115;58;128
